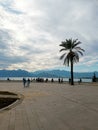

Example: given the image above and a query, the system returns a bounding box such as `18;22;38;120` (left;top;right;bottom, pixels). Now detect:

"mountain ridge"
0;69;97;78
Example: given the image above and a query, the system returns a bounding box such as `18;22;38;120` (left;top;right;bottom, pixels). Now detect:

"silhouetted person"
92;73;96;82
7;78;10;81
58;78;60;83
61;78;63;83
51;78;54;82
78;78;82;84
27;78;30;87
23;78;26;87
69;78;71;84
45;78;48;82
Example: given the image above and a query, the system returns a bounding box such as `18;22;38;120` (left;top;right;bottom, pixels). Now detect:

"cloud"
0;0;98;71
0;0;23;14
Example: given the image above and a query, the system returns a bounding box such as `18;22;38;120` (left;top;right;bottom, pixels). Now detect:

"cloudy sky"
0;0;98;72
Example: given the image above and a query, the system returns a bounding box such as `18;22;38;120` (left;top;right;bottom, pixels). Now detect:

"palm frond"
75;47;85;52
72;41;81;48
59;41;66;47
59;48;67;52
60;53;66;60
77;50;84;56
73;52;79;63
64;56;70;66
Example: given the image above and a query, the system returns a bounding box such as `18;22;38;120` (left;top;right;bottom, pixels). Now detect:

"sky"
0;0;98;72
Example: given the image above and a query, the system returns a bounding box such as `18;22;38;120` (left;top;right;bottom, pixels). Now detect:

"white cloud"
0;0;98;71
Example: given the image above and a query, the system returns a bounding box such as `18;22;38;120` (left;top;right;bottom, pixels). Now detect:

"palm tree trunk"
71;59;74;85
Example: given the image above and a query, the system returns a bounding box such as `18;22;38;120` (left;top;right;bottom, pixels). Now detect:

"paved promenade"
0;82;98;130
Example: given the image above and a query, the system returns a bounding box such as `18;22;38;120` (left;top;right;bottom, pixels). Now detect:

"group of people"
23;78;30;87
35;78;63;83
22;77;83;86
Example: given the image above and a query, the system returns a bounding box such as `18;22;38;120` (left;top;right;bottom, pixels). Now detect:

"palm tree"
59;38;85;85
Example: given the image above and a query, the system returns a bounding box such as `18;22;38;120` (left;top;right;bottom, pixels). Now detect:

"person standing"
58;78;60;83
23;78;26;87
27;78;30;87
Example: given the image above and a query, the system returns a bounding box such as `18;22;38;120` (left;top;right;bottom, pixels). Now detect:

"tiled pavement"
0;82;98;130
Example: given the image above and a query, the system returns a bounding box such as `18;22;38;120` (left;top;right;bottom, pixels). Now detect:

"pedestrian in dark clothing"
51;78;54;82
61;78;63;83
45;78;48;82
58;78;60;83
78;78;82;84
27;78;30;87
23;78;26;87
69;78;71;84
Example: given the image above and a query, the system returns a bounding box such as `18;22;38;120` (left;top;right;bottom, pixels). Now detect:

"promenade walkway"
0;82;98;130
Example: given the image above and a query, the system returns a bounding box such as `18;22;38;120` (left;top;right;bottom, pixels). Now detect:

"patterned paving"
0;82;98;130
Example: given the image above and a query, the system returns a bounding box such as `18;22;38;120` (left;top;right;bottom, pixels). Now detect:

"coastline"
0;77;93;83
0;79;97;86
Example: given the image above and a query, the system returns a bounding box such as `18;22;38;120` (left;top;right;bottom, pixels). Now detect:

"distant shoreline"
0;77;94;83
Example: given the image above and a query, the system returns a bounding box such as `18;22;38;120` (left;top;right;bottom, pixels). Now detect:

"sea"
0;77;92;83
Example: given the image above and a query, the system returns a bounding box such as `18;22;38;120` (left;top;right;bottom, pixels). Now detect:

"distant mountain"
0;69;97;78
32;70;70;78
32;70;98;78
32;71;58;78
0;69;31;77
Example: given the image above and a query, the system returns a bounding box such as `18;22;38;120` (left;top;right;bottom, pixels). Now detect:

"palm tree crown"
59;38;85;85
59;38;85;66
